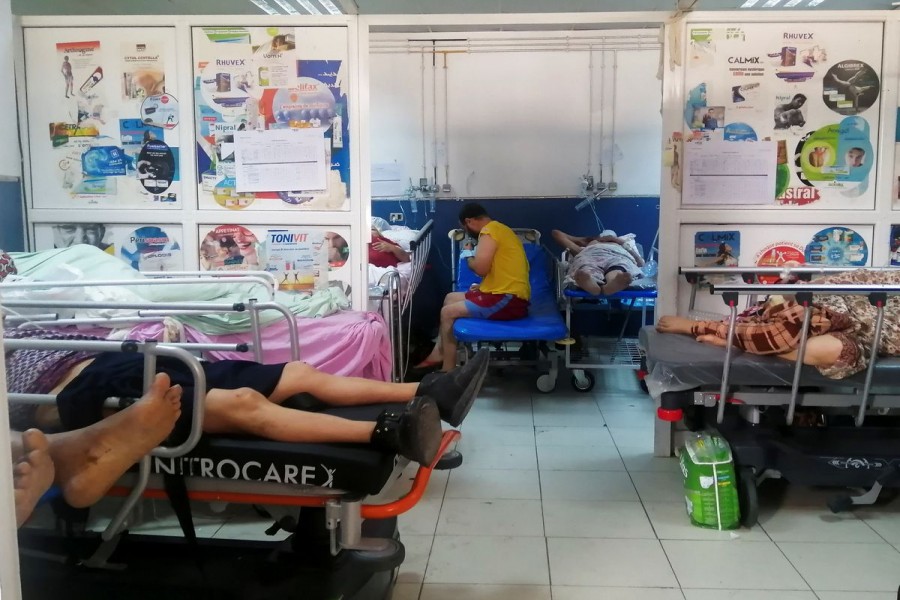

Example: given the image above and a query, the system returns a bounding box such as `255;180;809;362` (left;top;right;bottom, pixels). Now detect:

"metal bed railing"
2;272;278;300
370;220;434;382
707;281;900;428
3;338;230;546
1;275;300;362
679;265;900;314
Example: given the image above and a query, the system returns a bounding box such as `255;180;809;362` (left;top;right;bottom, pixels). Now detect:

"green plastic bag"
680;433;740;530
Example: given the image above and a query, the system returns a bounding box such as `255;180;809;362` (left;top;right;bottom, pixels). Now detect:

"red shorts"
464;290;529;320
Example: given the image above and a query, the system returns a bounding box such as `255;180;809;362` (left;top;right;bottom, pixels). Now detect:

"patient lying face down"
5;328;492;518
656;269;900;379
552;229;646;296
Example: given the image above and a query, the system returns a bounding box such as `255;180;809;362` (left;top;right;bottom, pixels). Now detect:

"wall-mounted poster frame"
657;12;900;325
23;27;182;210
680;21;885;211
192;26;352;213
16;15;367;311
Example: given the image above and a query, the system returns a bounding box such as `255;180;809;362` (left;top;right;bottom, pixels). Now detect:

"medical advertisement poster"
891;225;900;266
33;223;184;272
25;28;181;209
679;223;873;315
192;27;351;211
682;23;883;209
694;230;741;289
198;225;351;294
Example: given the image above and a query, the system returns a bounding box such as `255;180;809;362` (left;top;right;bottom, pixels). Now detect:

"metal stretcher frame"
558;250;657;378
0;276;300;362
4;297;461;565
706;281;900;427
648;266;900;456
370;220;434;382
5;338;209;551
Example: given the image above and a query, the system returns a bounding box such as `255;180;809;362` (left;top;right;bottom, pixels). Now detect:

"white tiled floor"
52;369;900;599
396;369;900;599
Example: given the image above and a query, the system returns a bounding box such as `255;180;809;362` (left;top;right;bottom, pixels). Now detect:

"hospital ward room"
3;0;900;598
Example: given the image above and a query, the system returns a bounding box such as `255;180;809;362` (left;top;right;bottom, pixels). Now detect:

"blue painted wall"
373;196;660;293
372;196;660;338
0;180;25;252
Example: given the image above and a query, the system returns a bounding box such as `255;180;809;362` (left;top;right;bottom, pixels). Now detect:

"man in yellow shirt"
418;203;531;372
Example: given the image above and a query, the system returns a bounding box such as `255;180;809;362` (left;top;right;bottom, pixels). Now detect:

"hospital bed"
6;311;462;599
558;245;657;392
449;228;568;392
642;266;900;525
6;246;393;380
368;220;434;382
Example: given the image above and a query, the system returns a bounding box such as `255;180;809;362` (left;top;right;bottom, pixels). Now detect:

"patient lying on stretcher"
6;329;490;497
656;269;900;379
552;229;645;296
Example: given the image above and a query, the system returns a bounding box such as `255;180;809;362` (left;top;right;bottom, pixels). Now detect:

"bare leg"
13;430;55;527
694;333;843;367
47;373;182;508
420;292;467;364
774;334;844;367
440;301;471;372
203;387;377;444
269;361;419;404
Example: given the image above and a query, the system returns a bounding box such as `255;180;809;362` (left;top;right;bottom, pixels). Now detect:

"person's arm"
374;238;410;263
618;238;646;268
468;233;498;277
688;301;809;355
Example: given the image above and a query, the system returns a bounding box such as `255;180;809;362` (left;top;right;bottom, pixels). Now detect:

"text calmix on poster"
680;23;883;209
192;27;351;211
26;28;181;209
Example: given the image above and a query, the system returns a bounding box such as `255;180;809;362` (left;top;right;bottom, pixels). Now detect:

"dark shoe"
417;348;490;427
371;396;441;464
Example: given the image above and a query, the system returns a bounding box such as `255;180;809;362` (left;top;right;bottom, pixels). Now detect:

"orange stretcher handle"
107;430;462;519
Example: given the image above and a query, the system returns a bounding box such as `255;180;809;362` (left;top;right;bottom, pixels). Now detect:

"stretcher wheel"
571;371;595;392
737;467;759;527
639;379;649;394
535;373;557;393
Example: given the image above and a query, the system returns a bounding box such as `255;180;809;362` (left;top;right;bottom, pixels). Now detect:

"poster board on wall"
197;224;351;294
679;22;883;209
24;28;182;209
33;223;185;272
192;26;351;212
678;223;875;316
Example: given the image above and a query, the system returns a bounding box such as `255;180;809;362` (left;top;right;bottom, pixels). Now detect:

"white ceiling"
10;0;897;15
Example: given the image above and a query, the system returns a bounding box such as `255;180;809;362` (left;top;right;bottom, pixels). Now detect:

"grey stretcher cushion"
148;403;399;496
639;326;900;393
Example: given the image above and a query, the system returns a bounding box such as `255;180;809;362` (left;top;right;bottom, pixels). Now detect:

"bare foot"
52;373;182;508
574;270;603;295
14;429;55;527
656;315;696;335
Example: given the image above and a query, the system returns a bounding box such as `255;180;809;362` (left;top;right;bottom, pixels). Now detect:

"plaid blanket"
690;295;853;355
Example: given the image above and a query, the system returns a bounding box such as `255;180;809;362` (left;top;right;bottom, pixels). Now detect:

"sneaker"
416;348;490;427
371;396;441;465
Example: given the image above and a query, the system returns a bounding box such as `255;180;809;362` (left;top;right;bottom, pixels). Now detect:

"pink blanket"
127;310;393;381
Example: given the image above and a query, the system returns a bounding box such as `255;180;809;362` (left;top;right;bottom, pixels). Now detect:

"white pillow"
381;228;419;253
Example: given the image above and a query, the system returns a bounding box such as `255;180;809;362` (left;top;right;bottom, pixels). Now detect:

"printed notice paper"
234;129;327;193
683;140;776;205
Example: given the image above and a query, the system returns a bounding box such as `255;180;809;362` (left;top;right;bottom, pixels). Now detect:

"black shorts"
57;353;286;444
